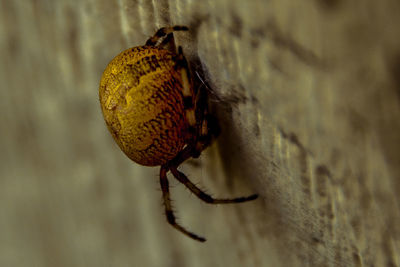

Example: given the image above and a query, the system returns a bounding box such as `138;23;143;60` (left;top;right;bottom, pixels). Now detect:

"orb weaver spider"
99;26;258;242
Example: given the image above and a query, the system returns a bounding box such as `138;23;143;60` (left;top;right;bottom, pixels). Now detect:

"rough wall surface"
1;0;399;266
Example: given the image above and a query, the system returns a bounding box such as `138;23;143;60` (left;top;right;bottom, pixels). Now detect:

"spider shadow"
186;40;284;242
212;94;289;243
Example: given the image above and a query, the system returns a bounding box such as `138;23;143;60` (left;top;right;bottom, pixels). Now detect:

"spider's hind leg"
159;165;206;242
170;167;258;204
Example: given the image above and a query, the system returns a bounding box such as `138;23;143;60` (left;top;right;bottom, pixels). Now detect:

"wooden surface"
1;0;399;266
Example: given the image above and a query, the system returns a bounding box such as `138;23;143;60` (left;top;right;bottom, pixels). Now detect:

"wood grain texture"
1;0;399;266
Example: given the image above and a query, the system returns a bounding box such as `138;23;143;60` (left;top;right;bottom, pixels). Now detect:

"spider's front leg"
145;25;188;46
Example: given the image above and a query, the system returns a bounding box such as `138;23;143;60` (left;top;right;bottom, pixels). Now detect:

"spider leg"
145;25;188;46
191;113;221;158
157;32;174;48
170;167;258;204
174;46;198;147
159;165;206;242
175;46;220;157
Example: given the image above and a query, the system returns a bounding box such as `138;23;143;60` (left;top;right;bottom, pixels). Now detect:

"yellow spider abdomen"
99;46;190;166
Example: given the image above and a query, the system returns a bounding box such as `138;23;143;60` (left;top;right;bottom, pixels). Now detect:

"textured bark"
1;0;399;266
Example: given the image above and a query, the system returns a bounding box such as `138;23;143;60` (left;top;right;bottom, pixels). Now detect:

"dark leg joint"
199;192;214;203
166;210;175;224
146;26;189;46
183;96;194;109
173;25;189;32
190;148;201;158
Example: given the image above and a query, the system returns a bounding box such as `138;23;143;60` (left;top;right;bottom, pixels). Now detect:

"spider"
99;26;258;242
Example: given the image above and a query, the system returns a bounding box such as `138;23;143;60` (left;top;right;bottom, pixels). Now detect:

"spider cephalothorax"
99;26;257;242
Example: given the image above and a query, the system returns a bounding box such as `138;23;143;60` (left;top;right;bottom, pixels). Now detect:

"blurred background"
1;0;399;266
